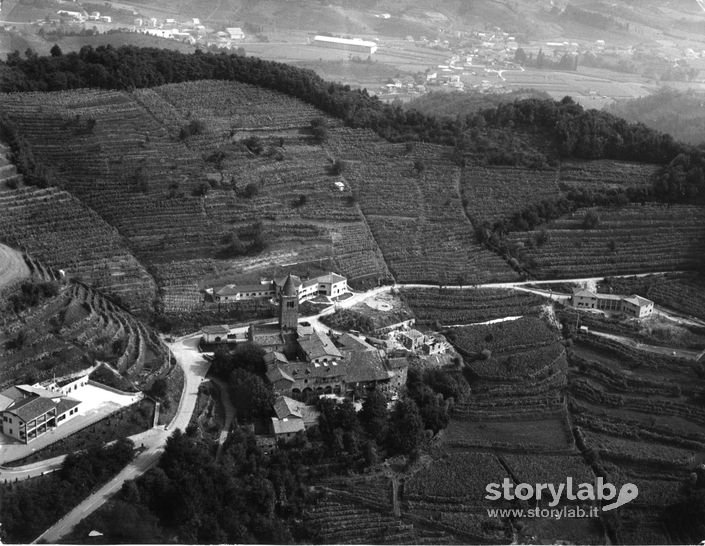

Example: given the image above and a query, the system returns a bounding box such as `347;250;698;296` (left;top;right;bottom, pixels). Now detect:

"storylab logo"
485;477;638;518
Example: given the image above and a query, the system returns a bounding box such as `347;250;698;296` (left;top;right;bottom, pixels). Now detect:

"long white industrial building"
312;35;378;55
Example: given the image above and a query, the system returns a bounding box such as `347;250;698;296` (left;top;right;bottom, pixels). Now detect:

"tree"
50;44;63;57
310;117;328;142
148;378;168;400
582;209;600;229
229;368;273;420
359;389;388;443
413;158;425;174
243;136;263;155
514;47;527;65
329;159;345;175
386;397;424;455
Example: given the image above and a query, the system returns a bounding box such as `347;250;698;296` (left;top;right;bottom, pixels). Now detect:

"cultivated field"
0;260;169;389
400;287;544;326
568;333;705;544
506;204;705;279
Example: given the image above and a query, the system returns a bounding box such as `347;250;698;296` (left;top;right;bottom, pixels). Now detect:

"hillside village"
0;10;703;541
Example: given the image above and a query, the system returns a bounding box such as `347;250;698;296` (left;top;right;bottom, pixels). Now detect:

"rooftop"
299;330;343;361
216;283;273;297
271;417;305;436
56;397;81;415
202;324;230;335
317;272;347;284
6;396;58;423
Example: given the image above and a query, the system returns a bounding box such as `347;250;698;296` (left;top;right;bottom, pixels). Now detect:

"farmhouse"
571;289;654;318
312;35;378;55
0;383;82;444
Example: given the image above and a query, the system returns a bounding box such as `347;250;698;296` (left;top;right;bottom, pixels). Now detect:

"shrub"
329;159;345;175
242;135;263;155
582;210;600;229
179;119;206;140
310;117;328;142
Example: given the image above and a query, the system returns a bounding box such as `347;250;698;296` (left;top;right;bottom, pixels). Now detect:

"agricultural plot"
567;335;705;543
442;415;573;452
461;166;559;226
447;316;559;355
558;160;658;192
506;203;705;279
400;287;544;326
0;89;221;266
500;454;594;496
0;277;168;389
0;185;156;314
339;143;517;284
402;452;509;543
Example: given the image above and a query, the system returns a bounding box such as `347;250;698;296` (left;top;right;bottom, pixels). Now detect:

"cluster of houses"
202;273;424;444
0;375;87;444
571;289;654;319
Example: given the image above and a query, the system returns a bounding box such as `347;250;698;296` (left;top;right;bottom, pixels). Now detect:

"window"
287;301;295;308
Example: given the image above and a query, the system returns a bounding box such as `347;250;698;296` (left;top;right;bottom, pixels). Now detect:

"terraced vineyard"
400;287;544;326
342;143;517;284
0;256;169;389
461;166;560;226
569;334;705;544
0;177;156;315
506;204;705;279
557;160;659;192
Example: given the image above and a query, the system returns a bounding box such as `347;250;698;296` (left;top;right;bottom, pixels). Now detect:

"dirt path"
0;243;30;290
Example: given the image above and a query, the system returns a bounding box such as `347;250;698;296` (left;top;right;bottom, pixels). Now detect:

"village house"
571;289;654;318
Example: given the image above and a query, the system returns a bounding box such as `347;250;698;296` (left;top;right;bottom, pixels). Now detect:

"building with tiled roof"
1;380;82;444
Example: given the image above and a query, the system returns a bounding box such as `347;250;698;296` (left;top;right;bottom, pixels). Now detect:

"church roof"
282;274;298;297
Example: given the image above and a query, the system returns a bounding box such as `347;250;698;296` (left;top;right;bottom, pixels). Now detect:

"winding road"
0;242;30;291
32;335;210;544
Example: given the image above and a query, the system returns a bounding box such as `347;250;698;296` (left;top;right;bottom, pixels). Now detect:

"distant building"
571;289;653;318
226;27;245;40
312;35;378;55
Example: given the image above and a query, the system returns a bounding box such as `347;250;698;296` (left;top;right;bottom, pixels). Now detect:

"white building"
312;35;378;55
571;289;653;318
226;27;245;40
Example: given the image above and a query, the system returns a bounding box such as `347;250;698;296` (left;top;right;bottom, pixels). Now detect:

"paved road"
209;376;236;462
32;335;210;544
0;242;29;291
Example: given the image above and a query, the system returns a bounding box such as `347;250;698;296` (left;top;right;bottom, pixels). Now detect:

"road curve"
32;335;210;544
0;243;30;290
